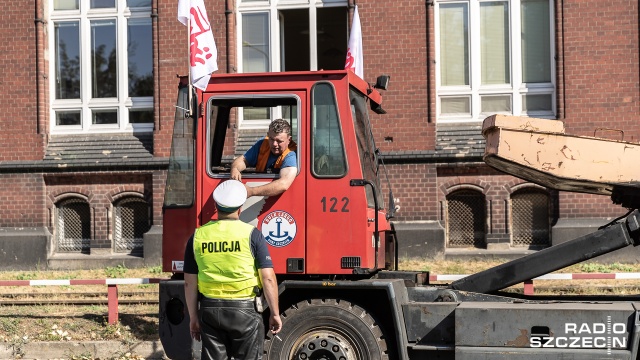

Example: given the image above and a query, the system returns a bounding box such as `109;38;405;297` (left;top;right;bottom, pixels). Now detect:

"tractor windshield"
164;84;195;208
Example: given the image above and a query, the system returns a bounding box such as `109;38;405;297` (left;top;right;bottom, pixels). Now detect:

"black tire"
264;298;389;360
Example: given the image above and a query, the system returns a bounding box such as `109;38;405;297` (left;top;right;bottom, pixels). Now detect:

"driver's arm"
230;155;248;181
246;166;296;197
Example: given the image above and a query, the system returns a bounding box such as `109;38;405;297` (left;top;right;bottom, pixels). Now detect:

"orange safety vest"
255;137;297;172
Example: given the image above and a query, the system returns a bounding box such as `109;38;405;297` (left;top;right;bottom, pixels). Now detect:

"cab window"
311;83;347;177
207;96;300;177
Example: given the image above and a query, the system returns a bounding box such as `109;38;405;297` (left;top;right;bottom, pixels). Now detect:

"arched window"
114;197;150;255
447;190;486;248
511;189;550;247
56;198;91;254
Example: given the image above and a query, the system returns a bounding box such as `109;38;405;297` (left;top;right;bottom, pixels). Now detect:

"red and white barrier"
429;273;640;295
0;278;167;324
0;278;163;287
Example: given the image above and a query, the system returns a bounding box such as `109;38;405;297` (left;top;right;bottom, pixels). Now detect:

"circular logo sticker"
262;210;297;247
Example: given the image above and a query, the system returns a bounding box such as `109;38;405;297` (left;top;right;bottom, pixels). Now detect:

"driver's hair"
269;119;292;136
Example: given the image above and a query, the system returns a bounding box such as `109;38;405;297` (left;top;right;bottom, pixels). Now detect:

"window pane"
91;20;117;98
522;94;552;111
312;83;346;177
480;2;510;85
128;19;153;97
91;0;115;9
441;97;471;115
54;0;79;10
521;0;551;83
129;109;153;123
481;95;512;113
55;21;80;100
281;9;310;71
127;0;151;7
242;13;269;72
317;7;348;71
92;110;118;124
56;111;81;126
164;86;194;207
243;108;270;120
439;3;469;86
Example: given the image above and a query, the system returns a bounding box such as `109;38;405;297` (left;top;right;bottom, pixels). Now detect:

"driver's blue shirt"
244;139;297;173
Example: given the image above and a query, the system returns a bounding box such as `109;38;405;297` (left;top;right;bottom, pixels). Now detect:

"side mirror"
374;75;390;90
387;190;396;219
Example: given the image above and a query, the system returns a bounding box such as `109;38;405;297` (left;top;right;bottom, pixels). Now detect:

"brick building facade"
0;0;638;270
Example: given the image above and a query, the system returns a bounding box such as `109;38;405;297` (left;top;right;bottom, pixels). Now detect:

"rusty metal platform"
482;114;640;198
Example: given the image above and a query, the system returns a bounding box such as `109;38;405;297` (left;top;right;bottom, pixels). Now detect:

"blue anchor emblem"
269;218;288;239
265;217;294;246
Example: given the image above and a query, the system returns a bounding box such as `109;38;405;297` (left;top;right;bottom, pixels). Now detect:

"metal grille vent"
114;198;149;254
56;199;90;253
511;191;550;247
341;256;361;269
447;190;486;248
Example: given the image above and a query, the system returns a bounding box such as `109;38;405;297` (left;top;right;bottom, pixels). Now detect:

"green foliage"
443;262;467;274
0;318;18;333
147;265;163;274
65;350;94;360
104;264;128;278
579;262;635;273
15;272;37;281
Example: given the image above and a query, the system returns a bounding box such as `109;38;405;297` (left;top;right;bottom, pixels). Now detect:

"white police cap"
213;180;247;212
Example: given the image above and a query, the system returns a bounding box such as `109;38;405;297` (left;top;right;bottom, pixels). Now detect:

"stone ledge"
0;340;166;360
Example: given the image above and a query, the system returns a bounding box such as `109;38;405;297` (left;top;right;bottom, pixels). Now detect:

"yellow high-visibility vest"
193;220;261;299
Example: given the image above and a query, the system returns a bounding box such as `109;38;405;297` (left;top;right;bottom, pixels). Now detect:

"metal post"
108;284;119;324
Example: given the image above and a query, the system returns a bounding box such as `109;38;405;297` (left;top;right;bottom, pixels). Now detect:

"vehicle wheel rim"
290;330;359;360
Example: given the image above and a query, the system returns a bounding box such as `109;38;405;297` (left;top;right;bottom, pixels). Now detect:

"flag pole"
187;15;194;118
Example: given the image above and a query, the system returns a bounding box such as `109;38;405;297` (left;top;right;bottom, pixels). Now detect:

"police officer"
183;180;282;360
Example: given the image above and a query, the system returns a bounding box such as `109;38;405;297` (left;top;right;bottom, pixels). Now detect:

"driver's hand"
230;168;242;181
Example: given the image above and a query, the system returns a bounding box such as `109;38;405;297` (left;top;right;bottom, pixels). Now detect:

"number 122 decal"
320;197;349;212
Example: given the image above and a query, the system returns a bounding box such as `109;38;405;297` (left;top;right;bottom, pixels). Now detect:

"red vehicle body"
162;70;392;277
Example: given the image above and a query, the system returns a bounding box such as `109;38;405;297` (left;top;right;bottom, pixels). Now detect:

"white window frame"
236;0;347;129
48;0;153;134
435;0;556;123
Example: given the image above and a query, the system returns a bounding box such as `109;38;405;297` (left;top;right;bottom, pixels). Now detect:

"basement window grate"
56;198;91;254
511;190;550;247
447;190;486;248
114;197;150;255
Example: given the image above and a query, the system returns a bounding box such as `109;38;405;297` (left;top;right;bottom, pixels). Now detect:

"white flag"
345;5;363;79
178;0;218;90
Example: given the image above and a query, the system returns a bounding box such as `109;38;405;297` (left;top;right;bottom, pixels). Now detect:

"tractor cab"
163;70;395;278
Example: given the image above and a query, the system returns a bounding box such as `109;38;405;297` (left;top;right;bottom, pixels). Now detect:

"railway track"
0;291;159;305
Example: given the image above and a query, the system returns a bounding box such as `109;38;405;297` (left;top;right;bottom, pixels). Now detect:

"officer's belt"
200;297;255;309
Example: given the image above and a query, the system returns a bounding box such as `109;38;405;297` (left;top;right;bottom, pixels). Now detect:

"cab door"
305;80;362;275
198;92;307;275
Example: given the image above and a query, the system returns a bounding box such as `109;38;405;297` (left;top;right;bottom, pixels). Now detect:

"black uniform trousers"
199;297;264;360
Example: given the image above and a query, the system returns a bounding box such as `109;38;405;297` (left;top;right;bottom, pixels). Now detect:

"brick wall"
383;163;439;222
0;1;45;161
0;174;45;228
560;0;640;140
360;0;435;154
